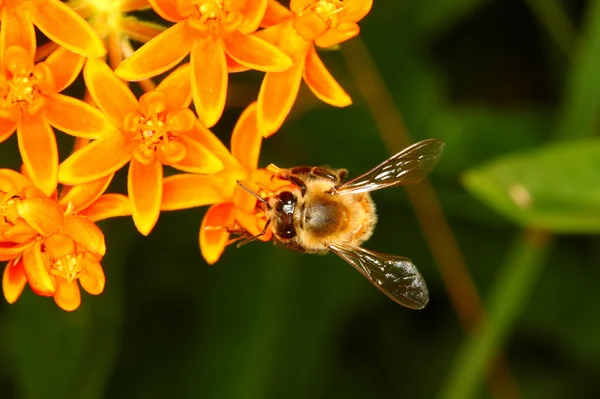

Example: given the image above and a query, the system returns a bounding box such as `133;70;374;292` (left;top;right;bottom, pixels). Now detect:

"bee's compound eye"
278;226;296;239
278;191;295;205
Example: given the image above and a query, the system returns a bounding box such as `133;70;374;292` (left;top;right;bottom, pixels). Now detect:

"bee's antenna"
237;220;271;248
236;180;269;206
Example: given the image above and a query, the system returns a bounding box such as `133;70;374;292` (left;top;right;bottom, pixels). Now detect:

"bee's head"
271;190;297;239
235;181;298;240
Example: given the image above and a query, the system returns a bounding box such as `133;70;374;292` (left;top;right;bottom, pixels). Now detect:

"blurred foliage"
464;139;600;232
2;0;600;399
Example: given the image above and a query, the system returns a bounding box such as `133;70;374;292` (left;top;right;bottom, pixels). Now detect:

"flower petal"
257;55;306;137
234;208;270;239
173;135;224;174
0;118;17;144
238;0;268;34
253;22;283;44
54;280;81;311
191;37;227;128
23;242;56;296
232;181;257;213
79;256;105;295
121;17;166;43
189;121;240;168
293;12;328;42
17;114;58;196
304;46;351;107
80;194;132;222
34;41;59;62
0;169;32;192
128;158;162;236
43;94;115;139
59;215;106;256
121;0;151;12
84;58;138;128
231;102;262;170
156;63;193;110
200;203;234;265
43;233;75;259
262;1;293;28
290;0;313;13
0;241;35;262
1;218;38;244
343;0;374;22
315;22;360;48
115;21;193;81
58;174;113;213
25;0;105;58
3;258;27;304
148;0;184;22
226;54;250;73
58;131;133;185
0;7;35;59
161;174;230;211
44;47;85;92
223;32;293;72
16;197;64;236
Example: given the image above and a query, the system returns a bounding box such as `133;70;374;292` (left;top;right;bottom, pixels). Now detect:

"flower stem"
524;0;575;57
438;228;552;399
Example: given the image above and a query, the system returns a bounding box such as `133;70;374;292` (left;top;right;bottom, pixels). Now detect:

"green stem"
555;0;600;139
438;228;552;399
524;0;576;57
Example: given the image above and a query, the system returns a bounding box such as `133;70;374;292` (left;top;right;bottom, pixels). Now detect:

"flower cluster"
0;0;372;310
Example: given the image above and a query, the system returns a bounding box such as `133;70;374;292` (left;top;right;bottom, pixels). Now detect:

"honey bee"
237;139;445;309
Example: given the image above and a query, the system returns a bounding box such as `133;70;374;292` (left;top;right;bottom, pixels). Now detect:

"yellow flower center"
178;0;243;37
43;234;82;283
51;253;84;283
83;0;125;37
300;0;345;27
198;0;225;20
0;46;53;120
124;92;195;165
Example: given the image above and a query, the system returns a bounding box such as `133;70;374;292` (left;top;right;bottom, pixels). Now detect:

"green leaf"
463;139;600;233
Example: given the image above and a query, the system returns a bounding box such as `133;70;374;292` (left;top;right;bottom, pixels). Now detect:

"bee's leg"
267;167;307;194
236;220;272;248
225;226;249;235
221;226;248;245
288;175;307;196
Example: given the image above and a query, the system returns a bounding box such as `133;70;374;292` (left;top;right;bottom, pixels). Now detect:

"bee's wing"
332;139;445;195
329;243;429;309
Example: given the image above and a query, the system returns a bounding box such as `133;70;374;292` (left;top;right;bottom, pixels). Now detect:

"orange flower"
290;0;372;47
160;102;291;263
0;169;60;264
0;0;105;59
1;169;129;311
0;46;114;196
59;59;224;235
115;0;294;127
256;0;372;136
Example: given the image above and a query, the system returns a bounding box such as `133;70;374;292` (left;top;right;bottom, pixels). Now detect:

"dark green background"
1;0;599;398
